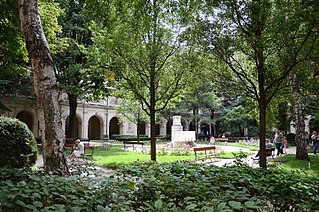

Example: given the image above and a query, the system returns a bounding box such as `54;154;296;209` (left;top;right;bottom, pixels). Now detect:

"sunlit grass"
92;146;242;168
93;146;192;168
277;154;319;178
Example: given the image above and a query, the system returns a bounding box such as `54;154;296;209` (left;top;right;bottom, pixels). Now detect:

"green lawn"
92;146;242;168
93;146;192;168
214;141;259;151
91;145;319;177
278;154;319;178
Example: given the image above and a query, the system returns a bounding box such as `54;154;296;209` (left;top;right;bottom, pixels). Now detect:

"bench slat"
193;146;220;163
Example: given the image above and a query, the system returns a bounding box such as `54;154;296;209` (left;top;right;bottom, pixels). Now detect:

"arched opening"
88;116;101;140
138;121;146;135
189;121;195;131
16;111;33;131
200;123;210;135
155;123;160;136
166;119;172;135
109;117;120;139
65;115;81;139
181;120;187;131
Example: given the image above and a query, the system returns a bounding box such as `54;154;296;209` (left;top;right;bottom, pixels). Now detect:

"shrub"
2;161;319;211
0;116;37;168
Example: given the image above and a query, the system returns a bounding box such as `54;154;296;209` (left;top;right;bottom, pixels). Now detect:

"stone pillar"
160;121;166;136
83;111;88;139
172;116;183;132
104;112;108;137
171;116;183;147
146;122;151;137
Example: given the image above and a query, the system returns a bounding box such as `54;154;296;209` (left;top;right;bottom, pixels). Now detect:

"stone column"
83;111;88;139
146;122;151;137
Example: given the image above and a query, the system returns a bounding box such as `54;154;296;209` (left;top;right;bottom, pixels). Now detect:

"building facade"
1;94;219;140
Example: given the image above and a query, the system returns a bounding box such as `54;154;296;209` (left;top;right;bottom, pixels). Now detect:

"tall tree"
86;0;197;161
52;0;89;139
53;0;110;139
222;104;256;136
199;0;316;167
18;0;68;175
0;0;32;100
115;98;148;142
276;0;319;161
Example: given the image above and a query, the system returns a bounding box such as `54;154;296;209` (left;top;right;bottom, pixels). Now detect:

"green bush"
0;116;37;168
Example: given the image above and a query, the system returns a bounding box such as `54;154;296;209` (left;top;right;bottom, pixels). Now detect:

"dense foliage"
0;116;37;168
1;161;318;211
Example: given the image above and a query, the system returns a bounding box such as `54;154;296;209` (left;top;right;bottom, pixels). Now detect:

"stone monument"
171;116;196;147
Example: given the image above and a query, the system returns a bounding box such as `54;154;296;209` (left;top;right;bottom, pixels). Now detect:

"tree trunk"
210;109;215;136
66;93;78;139
256;32;267;168
18;0;69;175
293;73;310;161
150;67;156;161
137;112;140;142
259;96;267;168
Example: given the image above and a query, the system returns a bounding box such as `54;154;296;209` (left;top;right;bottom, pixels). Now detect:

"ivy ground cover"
1;161;319;211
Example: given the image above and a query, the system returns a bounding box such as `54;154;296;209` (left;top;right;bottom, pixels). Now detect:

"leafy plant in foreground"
1;161;319;211
0;116;37;168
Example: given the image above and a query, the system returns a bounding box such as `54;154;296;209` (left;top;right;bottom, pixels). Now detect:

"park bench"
214;137;228;143
251;147;276;167
193;146;221;163
65;138;75;148
82;144;95;160
123;141;144;151
65;138;91;148
81;138;90;143
228;137;249;142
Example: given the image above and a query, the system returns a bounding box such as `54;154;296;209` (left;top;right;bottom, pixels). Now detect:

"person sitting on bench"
254;139;273;158
70;139;84;160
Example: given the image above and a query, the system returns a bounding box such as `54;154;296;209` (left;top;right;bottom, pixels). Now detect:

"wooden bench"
65;138;75;148
215;137;228;143
82;144;94;160
123;141;144;151
193;146;221;163
251;147;276;166
228;137;248;142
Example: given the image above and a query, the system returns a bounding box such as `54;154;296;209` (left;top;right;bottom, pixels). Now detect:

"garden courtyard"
35;141;299;173
2;0;319;210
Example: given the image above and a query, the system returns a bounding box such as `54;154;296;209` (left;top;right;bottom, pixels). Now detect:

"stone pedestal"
171;116;195;147
171;116;183;132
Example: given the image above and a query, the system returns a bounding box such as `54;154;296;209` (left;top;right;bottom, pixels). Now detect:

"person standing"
273;129;284;156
